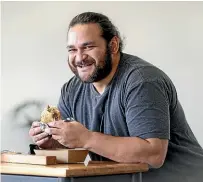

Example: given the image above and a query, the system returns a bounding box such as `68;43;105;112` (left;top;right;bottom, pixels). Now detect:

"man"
29;12;203;181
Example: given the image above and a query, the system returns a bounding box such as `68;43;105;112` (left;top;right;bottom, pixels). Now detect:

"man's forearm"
84;132;166;168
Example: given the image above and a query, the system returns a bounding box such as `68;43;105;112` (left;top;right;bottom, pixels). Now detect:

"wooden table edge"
0;162;149;177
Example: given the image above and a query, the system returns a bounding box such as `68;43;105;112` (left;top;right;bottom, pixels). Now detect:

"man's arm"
49;120;168;168
85;132;168;168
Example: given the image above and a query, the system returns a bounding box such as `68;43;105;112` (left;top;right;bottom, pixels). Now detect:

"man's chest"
71;91;129;136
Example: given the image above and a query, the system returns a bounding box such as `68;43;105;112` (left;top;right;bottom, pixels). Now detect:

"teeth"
79;64;91;68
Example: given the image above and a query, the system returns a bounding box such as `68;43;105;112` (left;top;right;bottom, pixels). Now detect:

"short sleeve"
57;82;72;120
125;80;170;140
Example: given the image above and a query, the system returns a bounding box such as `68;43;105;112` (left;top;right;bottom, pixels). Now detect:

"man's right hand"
29;121;54;149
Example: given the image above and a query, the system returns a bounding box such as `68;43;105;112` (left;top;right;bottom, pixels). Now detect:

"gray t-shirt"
58;53;203;181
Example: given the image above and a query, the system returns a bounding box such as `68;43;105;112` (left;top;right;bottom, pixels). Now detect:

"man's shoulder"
121;52;172;84
61;76;84;93
121;52;152;65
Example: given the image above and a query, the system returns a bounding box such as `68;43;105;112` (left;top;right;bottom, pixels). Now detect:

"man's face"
67;23;112;83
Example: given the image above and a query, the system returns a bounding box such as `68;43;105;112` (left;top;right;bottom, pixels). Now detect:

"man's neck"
92;53;120;95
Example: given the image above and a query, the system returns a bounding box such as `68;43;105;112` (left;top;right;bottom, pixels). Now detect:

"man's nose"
75;50;88;62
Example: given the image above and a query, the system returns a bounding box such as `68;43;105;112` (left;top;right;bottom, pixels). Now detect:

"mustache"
75;60;95;67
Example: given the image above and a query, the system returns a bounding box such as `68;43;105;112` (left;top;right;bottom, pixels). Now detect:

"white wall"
1;1;203;152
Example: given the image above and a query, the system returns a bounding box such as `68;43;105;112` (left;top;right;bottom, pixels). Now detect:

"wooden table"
1;161;148;182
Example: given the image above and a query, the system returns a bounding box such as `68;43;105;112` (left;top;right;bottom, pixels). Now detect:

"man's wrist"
83;131;95;150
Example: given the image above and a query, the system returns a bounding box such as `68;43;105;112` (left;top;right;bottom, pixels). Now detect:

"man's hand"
29;121;54;149
48;120;91;148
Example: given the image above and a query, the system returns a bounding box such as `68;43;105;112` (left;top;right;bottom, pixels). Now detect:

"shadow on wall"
1;100;47;152
10;100;46;129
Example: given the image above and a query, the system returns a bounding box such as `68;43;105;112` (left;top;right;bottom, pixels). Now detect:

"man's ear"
109;36;120;54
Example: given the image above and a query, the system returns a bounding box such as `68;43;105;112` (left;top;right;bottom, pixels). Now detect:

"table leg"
132;173;142;182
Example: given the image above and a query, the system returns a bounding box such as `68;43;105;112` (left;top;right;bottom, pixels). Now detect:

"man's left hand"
48;120;91;148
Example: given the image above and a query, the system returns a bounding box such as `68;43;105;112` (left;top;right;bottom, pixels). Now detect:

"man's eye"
68;49;77;52
84;46;94;50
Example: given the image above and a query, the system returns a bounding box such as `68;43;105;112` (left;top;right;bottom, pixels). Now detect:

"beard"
68;46;112;83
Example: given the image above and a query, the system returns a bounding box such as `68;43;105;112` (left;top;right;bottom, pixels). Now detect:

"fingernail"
45;128;51;135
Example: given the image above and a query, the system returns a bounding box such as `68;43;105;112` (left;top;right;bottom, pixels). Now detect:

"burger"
40;105;61;123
